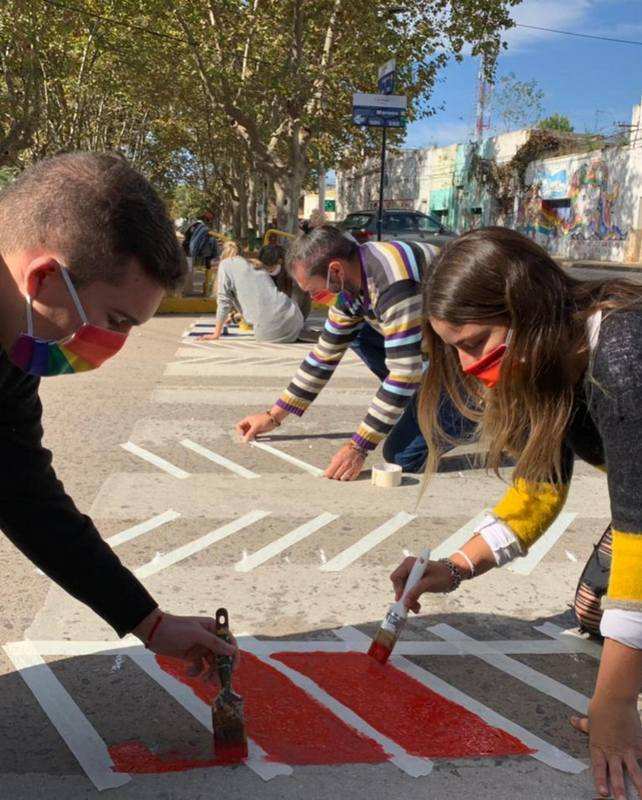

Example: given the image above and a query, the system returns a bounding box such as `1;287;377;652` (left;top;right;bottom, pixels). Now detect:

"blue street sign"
352;92;407;128
378;58;396;95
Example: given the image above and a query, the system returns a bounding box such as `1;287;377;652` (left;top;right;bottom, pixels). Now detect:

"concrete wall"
518;100;642;262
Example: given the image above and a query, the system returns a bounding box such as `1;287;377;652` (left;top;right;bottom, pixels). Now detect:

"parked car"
337;209;456;247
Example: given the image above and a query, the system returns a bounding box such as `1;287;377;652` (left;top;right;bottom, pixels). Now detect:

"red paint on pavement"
110;740;220;773
274;652;533;759
156;652;387;766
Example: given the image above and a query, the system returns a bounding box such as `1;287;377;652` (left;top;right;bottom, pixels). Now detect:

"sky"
403;0;642;149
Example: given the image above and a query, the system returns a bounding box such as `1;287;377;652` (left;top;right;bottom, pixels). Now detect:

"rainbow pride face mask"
9;267;127;376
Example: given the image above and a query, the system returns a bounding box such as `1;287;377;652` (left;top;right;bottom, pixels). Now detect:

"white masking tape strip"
534;622;603;660
241;638;432;778
320;511;416;572
235;513;339;572
180;438;260;479
120;442;190;479
249;441;325;477
26;634;589;659
371;463;403;488
130;649;291;781
508;513;577;575
135;510;270;578
3;641;131;791
106;509;181;547
430;512;490;560
429;624;589;714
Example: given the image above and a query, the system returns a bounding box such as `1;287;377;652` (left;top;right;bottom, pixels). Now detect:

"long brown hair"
420;226;642;486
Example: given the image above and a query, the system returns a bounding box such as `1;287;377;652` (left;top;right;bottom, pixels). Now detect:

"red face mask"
462;331;512;389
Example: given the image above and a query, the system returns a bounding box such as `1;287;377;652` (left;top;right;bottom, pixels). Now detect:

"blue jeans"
349;323;474;473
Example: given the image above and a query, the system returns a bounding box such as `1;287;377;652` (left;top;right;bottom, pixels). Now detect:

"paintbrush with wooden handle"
368;547;431;664
211;608;248;762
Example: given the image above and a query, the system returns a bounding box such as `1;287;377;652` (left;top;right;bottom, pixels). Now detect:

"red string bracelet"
145;611;164;649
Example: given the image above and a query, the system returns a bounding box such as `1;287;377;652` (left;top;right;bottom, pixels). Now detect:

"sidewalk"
558;258;642;273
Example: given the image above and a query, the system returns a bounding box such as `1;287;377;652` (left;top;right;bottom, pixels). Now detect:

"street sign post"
351;93;407;128
352;90;407;241
378;58;396;95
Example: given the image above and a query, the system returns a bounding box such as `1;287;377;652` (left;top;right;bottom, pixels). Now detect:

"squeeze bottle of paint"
368;547;431;664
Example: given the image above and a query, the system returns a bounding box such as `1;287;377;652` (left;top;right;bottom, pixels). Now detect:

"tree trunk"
274;181;289;231
318;163;326;212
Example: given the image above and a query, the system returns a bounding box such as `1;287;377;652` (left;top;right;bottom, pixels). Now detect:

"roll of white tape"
371;463;403;488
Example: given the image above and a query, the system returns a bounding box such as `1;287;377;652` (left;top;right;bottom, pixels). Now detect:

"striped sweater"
490;308;642;614
276;241;437;451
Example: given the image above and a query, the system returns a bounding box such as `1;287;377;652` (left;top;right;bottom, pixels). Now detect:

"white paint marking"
235;513;339;572
120;442;189;479
106;509;181;547
241;638;432;778
180;438;260;479
508;513;577;575
332;627;585;775
130;649;291;781
430;512;489;560
565;550;578;562
320;511;416;572
3;641;131;791
135;511;269;578
249;440;325;476
429;624;589;714
535;622;603;660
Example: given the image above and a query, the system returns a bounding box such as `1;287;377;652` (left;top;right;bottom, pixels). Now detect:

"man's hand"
235;409;284;443
133;609;238;680
324;443;365;481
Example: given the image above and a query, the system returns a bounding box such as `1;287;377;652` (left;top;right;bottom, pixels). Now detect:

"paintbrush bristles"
367;627;398;664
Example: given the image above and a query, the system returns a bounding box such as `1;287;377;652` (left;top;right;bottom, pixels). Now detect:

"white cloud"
502;0;593;51
404;119;472;148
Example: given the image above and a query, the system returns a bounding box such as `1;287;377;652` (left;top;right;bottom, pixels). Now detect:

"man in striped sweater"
235;226;470;481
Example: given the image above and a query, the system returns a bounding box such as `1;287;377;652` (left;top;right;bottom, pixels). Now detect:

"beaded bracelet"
439;558;464;593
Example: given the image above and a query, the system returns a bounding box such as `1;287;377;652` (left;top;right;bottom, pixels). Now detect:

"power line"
515;22;642;47
41;0;186;42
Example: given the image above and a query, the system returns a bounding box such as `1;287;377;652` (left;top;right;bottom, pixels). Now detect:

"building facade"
336;98;642;263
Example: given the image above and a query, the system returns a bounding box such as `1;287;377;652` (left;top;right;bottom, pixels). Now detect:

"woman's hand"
133;610;238;680
324;443;365;481
571;698;642;800
389;557;458;611
571;637;642;799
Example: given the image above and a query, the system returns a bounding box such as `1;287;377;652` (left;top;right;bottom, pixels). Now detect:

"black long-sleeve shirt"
0;347;157;636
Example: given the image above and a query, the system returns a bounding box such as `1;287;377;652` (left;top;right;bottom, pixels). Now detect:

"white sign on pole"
352;93;407;128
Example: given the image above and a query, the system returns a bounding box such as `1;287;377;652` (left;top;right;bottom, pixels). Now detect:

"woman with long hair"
390;227;642;800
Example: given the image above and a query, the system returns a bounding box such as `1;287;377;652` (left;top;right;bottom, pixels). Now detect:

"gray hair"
285;225;358;278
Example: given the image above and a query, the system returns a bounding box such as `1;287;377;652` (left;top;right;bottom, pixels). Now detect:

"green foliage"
491;71;544;131
0;0;523;232
538;114;574;133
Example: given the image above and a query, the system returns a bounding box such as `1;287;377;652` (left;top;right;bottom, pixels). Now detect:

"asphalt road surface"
0;294;638;799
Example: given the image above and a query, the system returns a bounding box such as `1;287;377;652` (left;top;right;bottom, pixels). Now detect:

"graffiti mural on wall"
519;159;627;242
